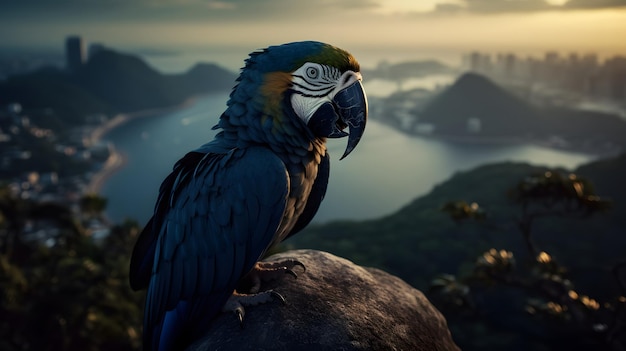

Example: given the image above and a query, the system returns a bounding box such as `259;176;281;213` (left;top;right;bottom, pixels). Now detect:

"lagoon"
100;93;596;226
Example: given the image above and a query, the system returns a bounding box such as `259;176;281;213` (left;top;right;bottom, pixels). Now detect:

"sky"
1;0;625;69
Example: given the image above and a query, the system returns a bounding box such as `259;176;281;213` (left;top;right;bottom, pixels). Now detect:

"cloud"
431;0;554;14
1;0;625;22
433;3;466;14
564;0;626;9
0;0;384;49
3;0;623;24
430;0;626;14
0;0;379;22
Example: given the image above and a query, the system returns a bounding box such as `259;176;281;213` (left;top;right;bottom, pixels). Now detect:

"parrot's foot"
246;259;306;293
222;290;286;327
226;259;304;326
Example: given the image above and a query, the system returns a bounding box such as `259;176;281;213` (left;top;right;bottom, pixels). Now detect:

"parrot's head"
230;41;368;159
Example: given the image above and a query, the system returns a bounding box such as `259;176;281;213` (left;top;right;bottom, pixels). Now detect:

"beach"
83;97;198;195
84;149;128;194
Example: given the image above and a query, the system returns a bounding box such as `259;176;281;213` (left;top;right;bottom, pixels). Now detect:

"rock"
187;249;459;351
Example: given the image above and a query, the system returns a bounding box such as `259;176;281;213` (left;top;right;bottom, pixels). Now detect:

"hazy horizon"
0;41;622;76
1;0;624;72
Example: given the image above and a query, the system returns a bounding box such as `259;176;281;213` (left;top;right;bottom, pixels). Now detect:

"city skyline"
0;0;624;63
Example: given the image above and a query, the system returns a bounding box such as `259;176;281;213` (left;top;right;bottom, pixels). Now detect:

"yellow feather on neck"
260;71;292;121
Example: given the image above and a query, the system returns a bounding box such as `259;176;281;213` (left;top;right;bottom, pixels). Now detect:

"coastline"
426;133;623;157
376;118;623;158
84;96;199;195
84;150;128;194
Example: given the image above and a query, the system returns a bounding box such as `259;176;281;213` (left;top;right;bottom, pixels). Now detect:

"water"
100;93;595;226
365;74;456;97
100;94;225;223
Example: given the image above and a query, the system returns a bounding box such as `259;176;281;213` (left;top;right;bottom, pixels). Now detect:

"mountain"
0;49;237;127
77;51;236;111
393;72;626;153
288;152;626;350
537;106;626;152
180;62;236;92
0;66;111;125
288;152;626;295
576;152;626;214
418;73;540;136
76;49;175;111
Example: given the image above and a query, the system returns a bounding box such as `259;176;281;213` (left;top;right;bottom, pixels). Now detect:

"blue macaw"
129;41;368;351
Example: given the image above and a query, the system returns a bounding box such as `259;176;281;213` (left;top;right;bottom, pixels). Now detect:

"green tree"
80;194;108;220
0;186;143;351
432;170;624;350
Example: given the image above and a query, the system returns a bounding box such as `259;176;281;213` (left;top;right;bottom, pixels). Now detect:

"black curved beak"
306;80;368;160
333;80;368;159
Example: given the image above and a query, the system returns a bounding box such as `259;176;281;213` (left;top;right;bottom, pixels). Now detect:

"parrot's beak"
306;79;368;160
333;80;368;160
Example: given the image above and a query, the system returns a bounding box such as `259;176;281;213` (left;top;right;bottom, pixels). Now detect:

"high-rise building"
65;35;85;72
468;52;492;74
504;53;517;77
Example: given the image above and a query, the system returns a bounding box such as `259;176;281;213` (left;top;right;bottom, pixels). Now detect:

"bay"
100;93;595;226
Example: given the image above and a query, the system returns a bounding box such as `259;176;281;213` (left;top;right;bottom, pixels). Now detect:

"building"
65;35;85;72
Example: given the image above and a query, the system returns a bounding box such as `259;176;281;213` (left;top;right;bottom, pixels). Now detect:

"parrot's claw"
246;259;306;293
234;305;244;328
261;259;305;279
224;259;304;326
223;290;286;327
259;258;305;271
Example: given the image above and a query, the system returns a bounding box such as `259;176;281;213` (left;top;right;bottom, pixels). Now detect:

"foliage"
432;170;624;350
80;194;108;219
290;162;553;289
440;200;486;222
0;187;143;351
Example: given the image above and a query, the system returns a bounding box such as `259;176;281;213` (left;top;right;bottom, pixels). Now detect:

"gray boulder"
188;249;459;351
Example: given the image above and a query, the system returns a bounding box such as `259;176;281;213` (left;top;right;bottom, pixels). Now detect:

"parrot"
129;41;368;351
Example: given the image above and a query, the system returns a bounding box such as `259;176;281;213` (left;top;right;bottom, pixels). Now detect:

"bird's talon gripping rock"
285;268;298;279
253;259;306;280
235;306;245;327
222;289;285;324
296;261;306;273
270;290;287;305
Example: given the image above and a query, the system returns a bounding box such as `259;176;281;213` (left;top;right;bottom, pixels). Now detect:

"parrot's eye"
306;67;319;79
291;62;341;98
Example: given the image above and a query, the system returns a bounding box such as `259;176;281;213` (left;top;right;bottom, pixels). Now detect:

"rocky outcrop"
188;249;459;351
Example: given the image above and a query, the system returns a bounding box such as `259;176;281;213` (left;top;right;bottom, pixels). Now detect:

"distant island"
375;72;626;155
0;48;237;128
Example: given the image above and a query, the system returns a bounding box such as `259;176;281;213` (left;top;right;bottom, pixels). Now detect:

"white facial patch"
290;62;340;123
289;62;363;124
291;93;329;124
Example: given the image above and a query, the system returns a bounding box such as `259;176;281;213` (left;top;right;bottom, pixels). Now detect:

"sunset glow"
0;0;624;67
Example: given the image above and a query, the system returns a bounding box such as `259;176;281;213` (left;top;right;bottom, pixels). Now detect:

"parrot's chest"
275;157;324;241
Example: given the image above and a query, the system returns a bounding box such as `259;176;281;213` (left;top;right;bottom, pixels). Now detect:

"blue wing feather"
130;152;209;291
129;217;156;291
139;146;289;351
